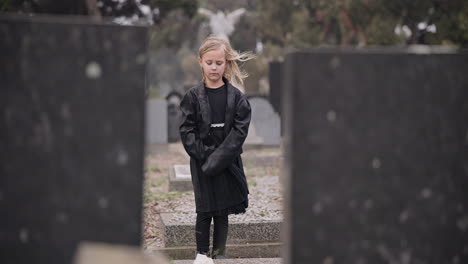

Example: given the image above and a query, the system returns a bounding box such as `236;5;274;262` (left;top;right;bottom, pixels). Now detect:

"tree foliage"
255;0;468;50
1;0;198;25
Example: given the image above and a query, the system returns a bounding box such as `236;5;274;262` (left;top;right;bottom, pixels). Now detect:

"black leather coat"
179;79;251;213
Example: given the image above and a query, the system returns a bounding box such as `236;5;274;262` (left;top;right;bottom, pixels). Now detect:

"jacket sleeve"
201;95;251;176
179;91;213;161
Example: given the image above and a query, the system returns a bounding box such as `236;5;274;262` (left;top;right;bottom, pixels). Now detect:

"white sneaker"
193;253;214;264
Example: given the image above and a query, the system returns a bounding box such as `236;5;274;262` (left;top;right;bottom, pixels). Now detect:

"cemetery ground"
142;143;283;260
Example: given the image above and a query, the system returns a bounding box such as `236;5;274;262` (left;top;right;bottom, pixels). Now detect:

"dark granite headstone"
166;91;183;143
268;61;282;115
282;50;468;264
0;14;148;264
269;61;283;136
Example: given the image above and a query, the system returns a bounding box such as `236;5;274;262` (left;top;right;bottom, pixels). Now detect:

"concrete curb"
155;242;282;260
161;213;281;247
173;257;282;264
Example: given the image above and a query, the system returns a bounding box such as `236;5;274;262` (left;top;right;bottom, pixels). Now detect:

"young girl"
179;36;255;263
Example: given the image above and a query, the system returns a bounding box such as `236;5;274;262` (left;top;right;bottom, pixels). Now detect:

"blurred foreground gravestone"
282;50;468;264
73;242;168;264
0;14;148;264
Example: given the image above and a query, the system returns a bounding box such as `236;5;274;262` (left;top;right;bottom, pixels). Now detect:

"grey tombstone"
0;14;148;264
282;50;468;264
245;97;281;146
146;98;168;146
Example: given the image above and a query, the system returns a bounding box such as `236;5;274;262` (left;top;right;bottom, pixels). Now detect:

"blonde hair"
198;36;255;90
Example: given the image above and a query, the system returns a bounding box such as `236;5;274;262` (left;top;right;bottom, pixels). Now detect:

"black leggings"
195;213;228;256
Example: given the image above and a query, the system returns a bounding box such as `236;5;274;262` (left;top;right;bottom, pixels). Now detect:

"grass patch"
144;177;167;189
144;188;158;205
248;178;257;187
155;191;184;201
265;166;280;176
246;166;280;177
152;177;167;187
143;177;177;205
144;189;184;205
258;148;281;154
243;161;254;170
145;164;161;173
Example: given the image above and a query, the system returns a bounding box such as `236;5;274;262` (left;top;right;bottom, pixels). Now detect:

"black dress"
179;78;251;216
203;84;247;217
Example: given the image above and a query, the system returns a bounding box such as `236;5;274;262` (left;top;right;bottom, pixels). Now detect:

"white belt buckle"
211;123;225;128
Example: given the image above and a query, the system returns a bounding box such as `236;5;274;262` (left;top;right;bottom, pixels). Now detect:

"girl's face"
199;47;226;86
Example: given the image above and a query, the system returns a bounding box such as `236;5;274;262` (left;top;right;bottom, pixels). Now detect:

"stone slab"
282;50;468;263
174;258;282;264
0;14;148;264
168;164;193;192
156;242;282;260
160;213;281;247
174;164;191;179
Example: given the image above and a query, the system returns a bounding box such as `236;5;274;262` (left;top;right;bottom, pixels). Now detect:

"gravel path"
160;175;283;225
143;143;283;251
